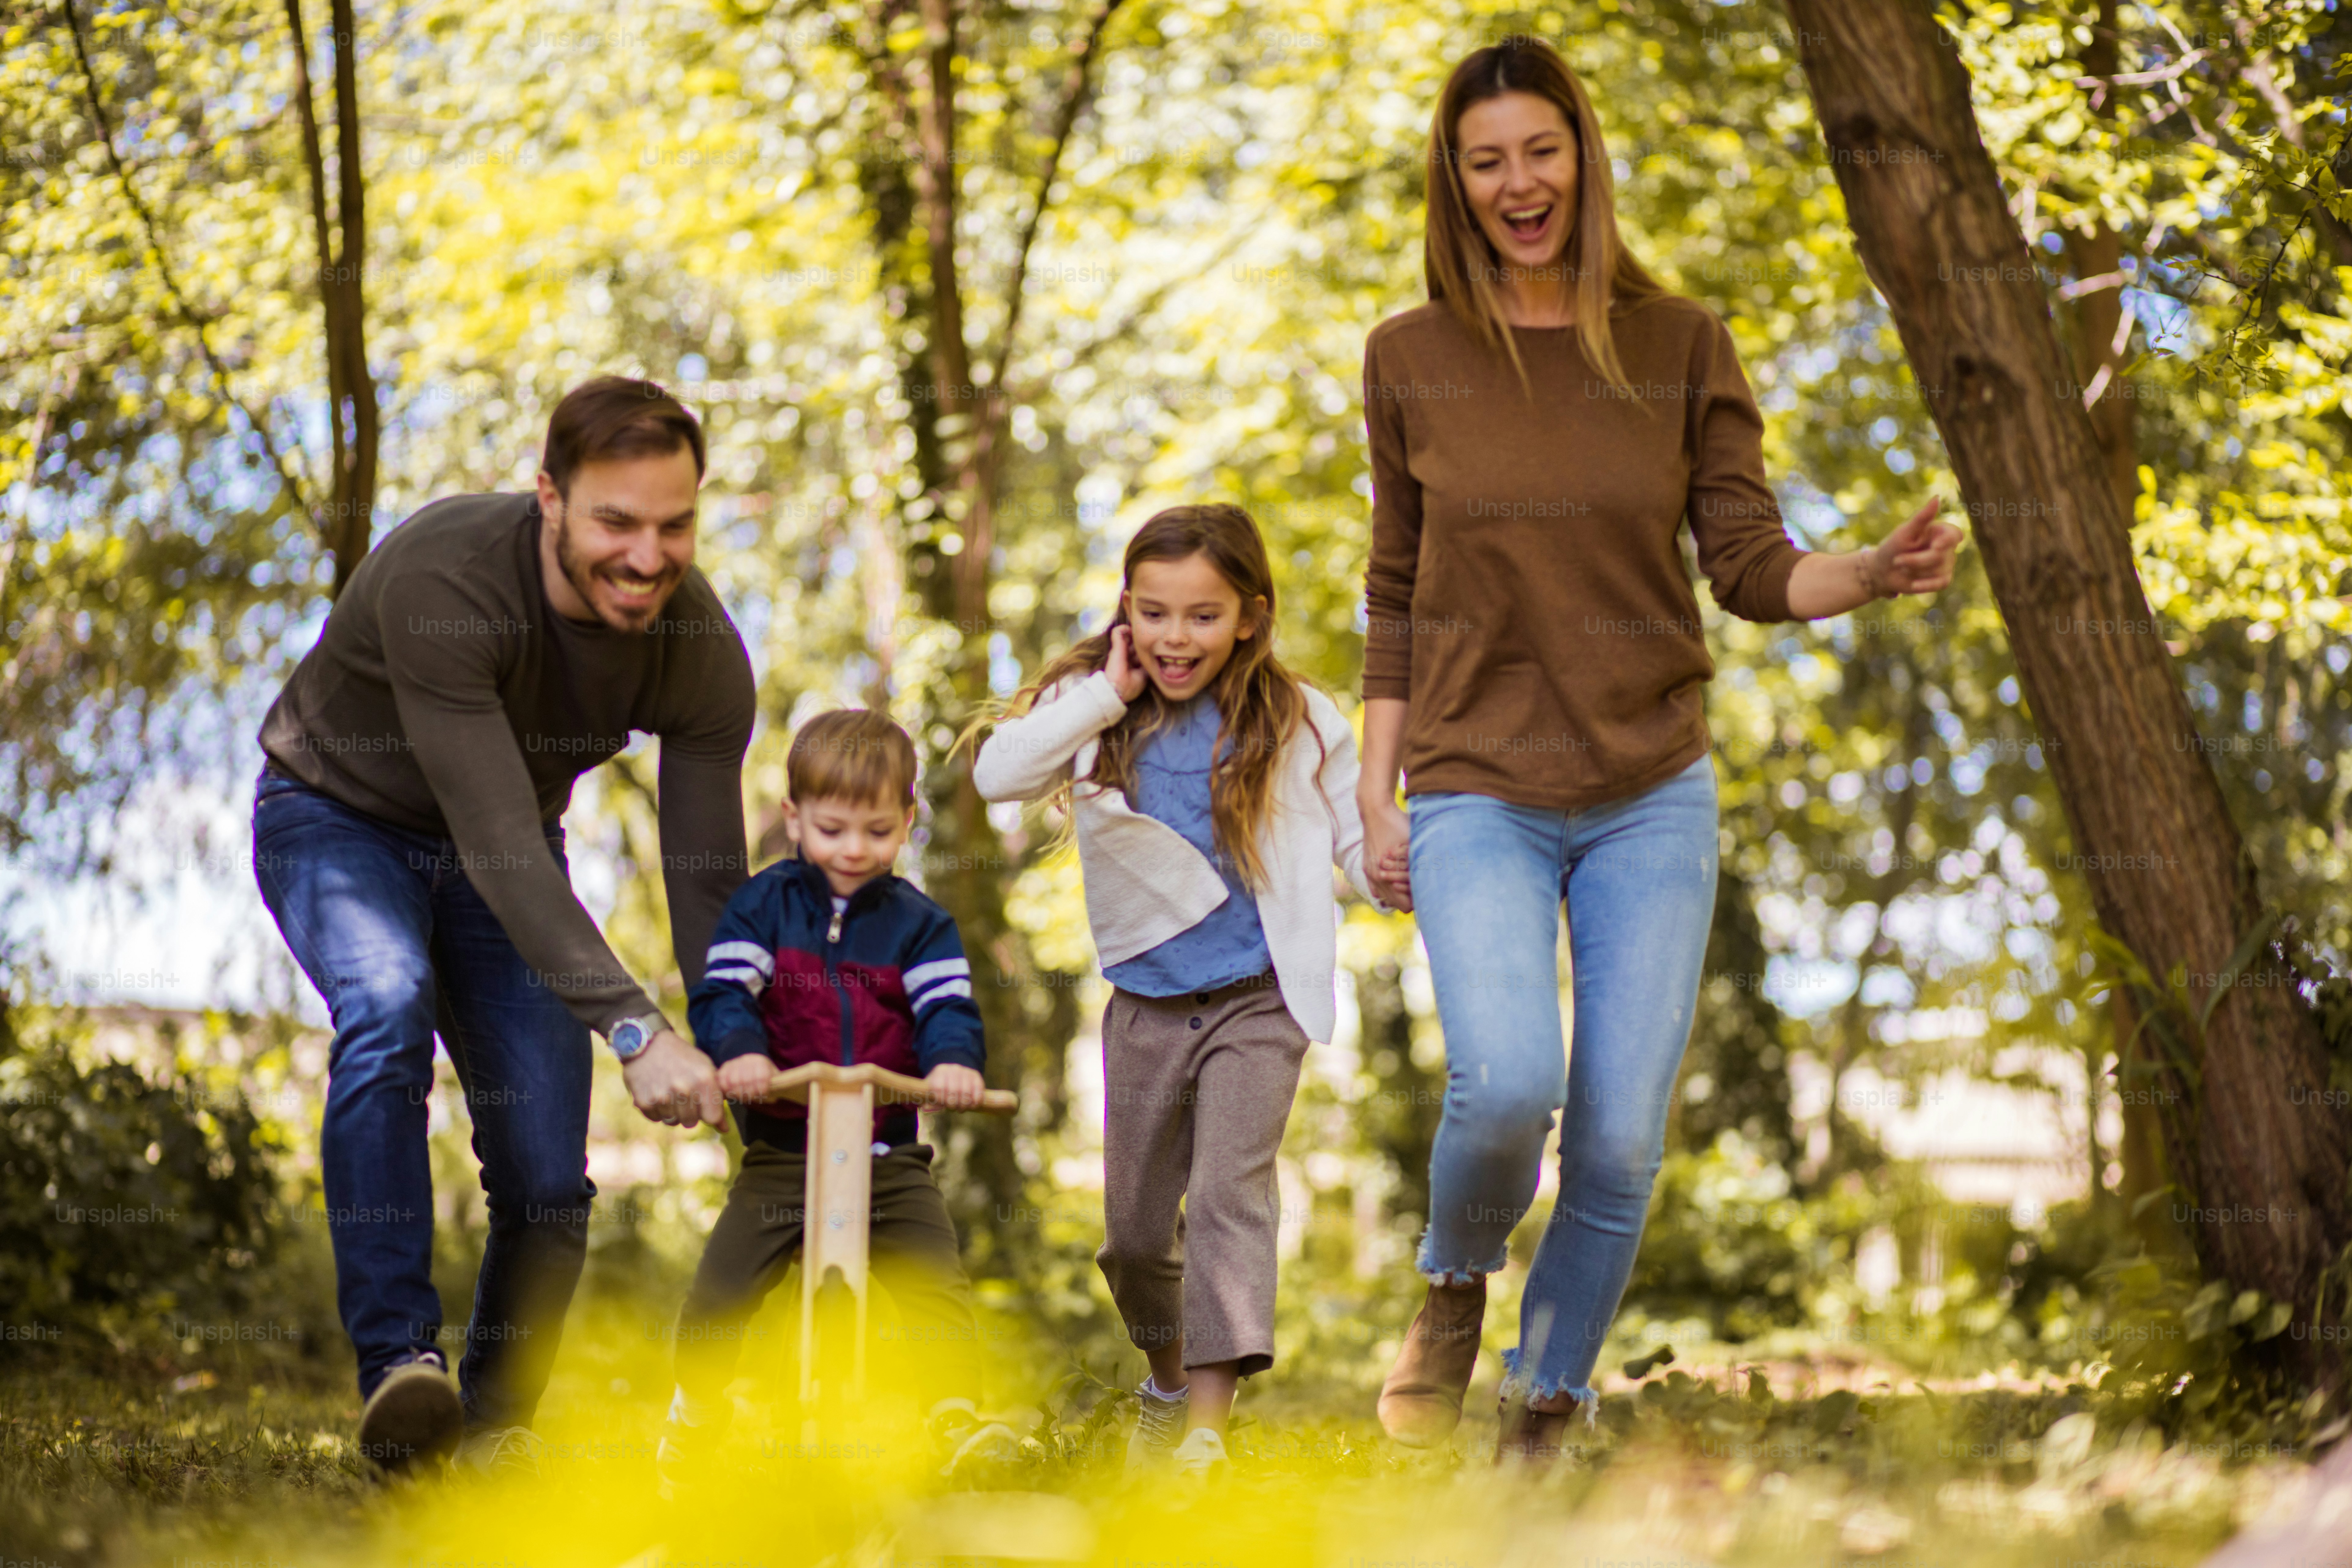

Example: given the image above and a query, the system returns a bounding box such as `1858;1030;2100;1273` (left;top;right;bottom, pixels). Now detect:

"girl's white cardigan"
972;670;1391;1044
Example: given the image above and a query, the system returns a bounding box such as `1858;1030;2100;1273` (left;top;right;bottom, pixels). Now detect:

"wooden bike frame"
760;1063;1016;1406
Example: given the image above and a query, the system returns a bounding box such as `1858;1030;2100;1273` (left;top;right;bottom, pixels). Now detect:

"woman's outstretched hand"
1869;498;1963;597
1788;497;1965;618
1104;624;1147;702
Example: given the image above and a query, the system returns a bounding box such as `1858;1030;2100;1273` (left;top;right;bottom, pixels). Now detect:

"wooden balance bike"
674;1064;1093;1566
757;1061;1016;1427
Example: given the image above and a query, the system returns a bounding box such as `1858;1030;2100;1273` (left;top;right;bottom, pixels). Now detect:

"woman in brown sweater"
1357;38;1959;1462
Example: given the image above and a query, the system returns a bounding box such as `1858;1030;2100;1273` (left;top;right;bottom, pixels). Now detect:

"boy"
658;707;998;1479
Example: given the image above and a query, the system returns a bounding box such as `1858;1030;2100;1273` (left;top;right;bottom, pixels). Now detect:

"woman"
1356;37;1959;1462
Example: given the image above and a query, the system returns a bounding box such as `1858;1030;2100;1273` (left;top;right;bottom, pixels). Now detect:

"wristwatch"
608;1013;668;1063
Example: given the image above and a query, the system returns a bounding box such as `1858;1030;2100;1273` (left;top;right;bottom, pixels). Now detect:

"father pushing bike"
252;377;753;1477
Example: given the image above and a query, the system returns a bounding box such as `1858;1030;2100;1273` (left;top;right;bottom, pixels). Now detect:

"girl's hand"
1866;499;1962;598
1104;624;1147;703
1361;796;1413;914
716;1054;780;1103
924;1063;987;1111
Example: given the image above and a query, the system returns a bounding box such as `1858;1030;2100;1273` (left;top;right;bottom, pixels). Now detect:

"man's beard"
553;510;675;631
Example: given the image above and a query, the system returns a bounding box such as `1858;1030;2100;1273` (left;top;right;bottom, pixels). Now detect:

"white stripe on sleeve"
706;965;767;996
706;941;774;978
904;956;970;992
913;978;973;1012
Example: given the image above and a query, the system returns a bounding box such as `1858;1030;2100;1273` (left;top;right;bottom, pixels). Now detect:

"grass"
0;1291;2308;1568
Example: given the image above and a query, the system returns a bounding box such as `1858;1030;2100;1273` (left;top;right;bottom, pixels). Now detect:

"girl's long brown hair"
1423;35;1672;396
956;503;1326;891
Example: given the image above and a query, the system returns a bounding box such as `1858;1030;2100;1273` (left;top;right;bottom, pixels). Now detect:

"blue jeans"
1407;754;1718;1415
252;767;595;1429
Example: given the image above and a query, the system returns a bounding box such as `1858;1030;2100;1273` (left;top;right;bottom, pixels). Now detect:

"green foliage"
2022;1246;2352;1457
1620;1133;1944;1342
8;0;2346;1102
1678;866;1799;1166
7;4;2352;1513
0;1005;288;1345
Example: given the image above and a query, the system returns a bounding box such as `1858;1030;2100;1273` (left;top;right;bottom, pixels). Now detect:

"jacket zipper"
805;857;882;1071
825;896;854;1066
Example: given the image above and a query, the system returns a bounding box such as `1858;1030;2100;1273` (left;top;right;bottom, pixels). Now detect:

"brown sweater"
1361;295;1807;809
259;493;756;1034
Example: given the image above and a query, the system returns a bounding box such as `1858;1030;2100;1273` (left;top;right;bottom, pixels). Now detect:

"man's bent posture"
253;377;753;1475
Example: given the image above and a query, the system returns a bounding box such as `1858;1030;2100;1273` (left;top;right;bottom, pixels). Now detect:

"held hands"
622;1030;724;1129
1103;624;1147;703
1864;499;1963;598
1361;796;1414;914
924;1063;988;1111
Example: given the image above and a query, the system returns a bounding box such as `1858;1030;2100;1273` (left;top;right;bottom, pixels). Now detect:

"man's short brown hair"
541;376;706;497
787;709;919;808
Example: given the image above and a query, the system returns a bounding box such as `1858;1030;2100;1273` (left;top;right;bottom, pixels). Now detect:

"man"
252;376;753;1476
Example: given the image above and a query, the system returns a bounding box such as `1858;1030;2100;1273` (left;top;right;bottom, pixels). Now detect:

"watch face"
613;1020;646;1059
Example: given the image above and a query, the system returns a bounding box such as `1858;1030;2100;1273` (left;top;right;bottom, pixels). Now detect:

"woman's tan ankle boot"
1376;1278;1487;1447
1494;1389;1582;1466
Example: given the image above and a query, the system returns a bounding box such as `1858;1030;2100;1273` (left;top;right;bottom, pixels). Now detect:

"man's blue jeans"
1407;754;1718;1417
252;766;596;1429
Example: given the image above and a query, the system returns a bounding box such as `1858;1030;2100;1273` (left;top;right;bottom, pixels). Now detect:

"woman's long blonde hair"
956;503;1326;891
1423;35;1672;395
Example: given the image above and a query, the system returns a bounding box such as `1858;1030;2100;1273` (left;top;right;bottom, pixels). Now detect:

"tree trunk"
2057;0;2137;521
853;0;1121;1279
854;0;1034;1278
284;0;379;592
325;0;378;589
2059;0;2172;1242
1783;0;2351;1380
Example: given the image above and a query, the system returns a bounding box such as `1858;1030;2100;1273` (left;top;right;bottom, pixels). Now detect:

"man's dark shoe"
455;1424;546;1480
356;1350;463;1477
1377;1277;1487;1447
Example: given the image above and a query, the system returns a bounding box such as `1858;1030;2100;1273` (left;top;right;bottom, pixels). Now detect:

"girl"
1357;37;1959;1463
971;503;1397;1477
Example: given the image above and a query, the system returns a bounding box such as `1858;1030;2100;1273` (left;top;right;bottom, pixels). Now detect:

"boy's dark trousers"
673;1141;983;1406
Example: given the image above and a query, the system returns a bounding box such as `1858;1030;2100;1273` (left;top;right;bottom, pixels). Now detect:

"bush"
0;1006;294;1357
1619;1131;1939;1343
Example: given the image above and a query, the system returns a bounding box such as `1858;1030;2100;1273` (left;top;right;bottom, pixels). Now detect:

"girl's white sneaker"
1125;1377;1189;1470
1170;1426;1228;1477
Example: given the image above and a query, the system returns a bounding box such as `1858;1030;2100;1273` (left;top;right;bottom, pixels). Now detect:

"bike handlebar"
754;1060;1018;1116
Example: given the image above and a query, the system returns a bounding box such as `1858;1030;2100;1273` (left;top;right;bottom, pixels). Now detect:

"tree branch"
63;0;313;521
324;0;380;591
283;0;347;524
1033;221;1264;395
2228;19;2352;270
2232;124;2352;338
982;0;1128;398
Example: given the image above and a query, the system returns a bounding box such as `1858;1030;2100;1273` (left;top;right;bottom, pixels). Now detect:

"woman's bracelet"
1858;544;1889;601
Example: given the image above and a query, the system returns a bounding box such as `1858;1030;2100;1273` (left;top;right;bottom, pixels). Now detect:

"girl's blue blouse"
1101;695;1274;996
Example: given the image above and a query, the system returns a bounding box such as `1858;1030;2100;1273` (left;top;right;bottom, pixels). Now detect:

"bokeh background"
3;1;2350;1564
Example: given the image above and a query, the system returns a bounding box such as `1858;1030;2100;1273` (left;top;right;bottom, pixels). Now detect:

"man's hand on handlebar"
924;1063;987;1111
622;1030;725;1129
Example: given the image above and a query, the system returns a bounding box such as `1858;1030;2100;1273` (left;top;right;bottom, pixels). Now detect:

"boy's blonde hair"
787;709;918;808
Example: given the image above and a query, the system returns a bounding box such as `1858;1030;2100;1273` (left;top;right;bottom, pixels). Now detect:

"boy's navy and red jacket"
687;855;985;1151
